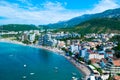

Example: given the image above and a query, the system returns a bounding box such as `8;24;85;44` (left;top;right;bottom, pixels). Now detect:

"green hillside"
0;24;40;31
55;18;120;34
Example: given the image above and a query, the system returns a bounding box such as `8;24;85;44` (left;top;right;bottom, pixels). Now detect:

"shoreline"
0;39;91;79
65;57;91;80
38;46;91;78
0;39;26;46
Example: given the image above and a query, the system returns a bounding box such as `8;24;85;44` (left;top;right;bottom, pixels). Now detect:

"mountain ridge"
55;18;120;34
43;8;120;29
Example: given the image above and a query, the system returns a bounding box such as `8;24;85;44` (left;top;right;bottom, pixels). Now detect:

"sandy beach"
65;56;91;80
0;39;26;45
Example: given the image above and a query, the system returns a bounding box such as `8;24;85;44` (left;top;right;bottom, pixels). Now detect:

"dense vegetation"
55;18;120;34
111;35;120;58
0;24;40;31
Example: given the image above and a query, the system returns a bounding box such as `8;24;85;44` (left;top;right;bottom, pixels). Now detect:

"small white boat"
72;77;78;80
24;64;27;67
30;72;35;75
54;67;58;69
22;76;27;79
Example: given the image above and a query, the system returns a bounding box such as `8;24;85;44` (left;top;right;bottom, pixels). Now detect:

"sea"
0;42;83;80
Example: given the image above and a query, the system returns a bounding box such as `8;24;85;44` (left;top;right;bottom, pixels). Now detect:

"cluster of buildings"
19;30;40;43
56;32;81;40
85;33;114;39
38;32;120;80
39;33;57;46
0;31;18;35
38;32;81;47
0;30;40;43
68;34;120;80
68;34;120;79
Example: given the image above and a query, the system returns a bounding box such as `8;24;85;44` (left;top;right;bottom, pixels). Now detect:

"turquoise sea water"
0;42;83;80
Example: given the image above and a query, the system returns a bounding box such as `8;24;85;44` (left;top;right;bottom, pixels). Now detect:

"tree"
113;43;120;58
87;60;91;65
107;73;113;80
96;45;101;50
114;51;120;58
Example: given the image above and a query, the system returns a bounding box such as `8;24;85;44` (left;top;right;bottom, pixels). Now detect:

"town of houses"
0;30;120;80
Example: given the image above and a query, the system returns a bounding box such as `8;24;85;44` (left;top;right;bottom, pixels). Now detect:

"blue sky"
0;0;120;25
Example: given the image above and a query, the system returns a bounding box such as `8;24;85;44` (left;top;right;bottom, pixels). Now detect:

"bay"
0;42;83;80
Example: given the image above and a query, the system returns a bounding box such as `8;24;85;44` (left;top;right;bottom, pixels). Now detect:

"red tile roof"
106;52;113;54
113;59;120;67
101;58;107;63
114;76;120;80
90;58;100;63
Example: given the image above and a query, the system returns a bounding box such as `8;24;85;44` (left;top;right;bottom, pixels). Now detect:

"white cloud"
0;0;120;25
0;1;82;25
41;1;66;11
86;0;120;14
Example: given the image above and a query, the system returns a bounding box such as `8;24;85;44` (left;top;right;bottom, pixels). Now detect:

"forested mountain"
44;8;120;29
55;18;120;34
